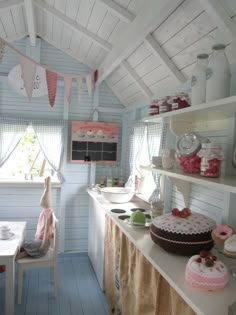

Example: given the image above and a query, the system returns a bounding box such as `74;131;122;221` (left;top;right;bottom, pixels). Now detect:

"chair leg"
53;265;58;297
17;266;24;304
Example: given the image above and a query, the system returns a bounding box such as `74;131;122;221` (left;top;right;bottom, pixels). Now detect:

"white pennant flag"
20;56;36;101
86;73;92;97
77;77;82;102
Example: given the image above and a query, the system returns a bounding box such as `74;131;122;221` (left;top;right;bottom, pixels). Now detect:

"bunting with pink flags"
64;75;72;104
46;70;58;107
0;37;99;107
20;56;37;101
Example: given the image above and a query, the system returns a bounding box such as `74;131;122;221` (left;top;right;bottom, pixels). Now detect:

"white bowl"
100;187;134;203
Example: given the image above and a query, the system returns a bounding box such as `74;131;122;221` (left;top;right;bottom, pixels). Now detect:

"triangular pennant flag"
86;73;92;97
20;56;36;101
77;77;82;103
93;70;98;89
0;39;5;63
64;75;72;104
46;69;57;107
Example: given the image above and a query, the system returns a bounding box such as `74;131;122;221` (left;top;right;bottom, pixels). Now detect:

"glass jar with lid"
175;133;209;173
197;143;224;177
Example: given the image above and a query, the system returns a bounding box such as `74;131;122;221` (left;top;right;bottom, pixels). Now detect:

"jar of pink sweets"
175;133;208;173
197;143;224;177
170;92;191;111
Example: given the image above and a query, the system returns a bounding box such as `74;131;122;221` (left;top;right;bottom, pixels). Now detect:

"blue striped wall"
0;37;124;252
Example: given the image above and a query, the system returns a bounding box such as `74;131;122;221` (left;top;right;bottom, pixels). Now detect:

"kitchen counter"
87;189;236;315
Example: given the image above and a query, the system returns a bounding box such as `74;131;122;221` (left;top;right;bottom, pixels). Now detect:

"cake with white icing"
185;251;229;291
150;210;216;255
224;235;236;256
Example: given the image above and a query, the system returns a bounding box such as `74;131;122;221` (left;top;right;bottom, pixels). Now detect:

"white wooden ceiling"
0;0;236;107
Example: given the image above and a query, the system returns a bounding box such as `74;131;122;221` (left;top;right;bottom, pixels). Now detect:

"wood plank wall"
0;37;124;252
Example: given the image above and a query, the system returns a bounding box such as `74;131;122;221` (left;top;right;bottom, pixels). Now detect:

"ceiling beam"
95;0;135;23
0;0;23;12
24;0;36;46
34;0;112;51
198;0;236;42
145;34;185;83
122;60;153;98
97;0;183;83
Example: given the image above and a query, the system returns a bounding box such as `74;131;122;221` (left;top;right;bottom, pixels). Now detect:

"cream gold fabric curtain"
104;215;196;315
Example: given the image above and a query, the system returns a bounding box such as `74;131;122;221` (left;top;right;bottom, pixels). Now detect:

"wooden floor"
0;253;109;315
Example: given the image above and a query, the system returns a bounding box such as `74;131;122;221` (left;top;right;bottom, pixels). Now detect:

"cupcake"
211;225;235;251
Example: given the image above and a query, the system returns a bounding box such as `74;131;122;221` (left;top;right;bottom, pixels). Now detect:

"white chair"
17;214;59;304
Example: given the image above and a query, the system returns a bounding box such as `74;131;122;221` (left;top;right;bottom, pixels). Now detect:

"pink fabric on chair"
35;208;54;240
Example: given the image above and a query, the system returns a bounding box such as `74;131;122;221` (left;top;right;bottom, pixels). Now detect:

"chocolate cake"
150;212;216;256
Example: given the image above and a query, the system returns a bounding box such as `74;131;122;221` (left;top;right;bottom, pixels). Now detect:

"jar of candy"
149;99;159;116
176;133;209;173
170;92;191;110
159;96;172;113
197;143;224;177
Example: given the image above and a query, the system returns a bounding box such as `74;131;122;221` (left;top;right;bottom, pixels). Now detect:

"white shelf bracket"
169;177;191;208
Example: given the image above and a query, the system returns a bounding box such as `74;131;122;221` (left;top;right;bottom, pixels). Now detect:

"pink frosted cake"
185;251;229;291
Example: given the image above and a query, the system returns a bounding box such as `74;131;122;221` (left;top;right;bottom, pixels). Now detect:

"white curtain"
32;119;67;182
126;121;166;197
0;117;28;167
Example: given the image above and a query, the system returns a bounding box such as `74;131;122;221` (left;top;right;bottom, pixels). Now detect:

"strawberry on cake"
185;251;229;291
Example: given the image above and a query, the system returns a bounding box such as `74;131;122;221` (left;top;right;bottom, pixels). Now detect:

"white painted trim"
198;0;236;42
95;0;135;23
25;37;41;61
24;0;36;46
145;34;186;83
4;33;28;42
122;60;153;99
0;0;23;12
97;0;183;83
34;0;112;51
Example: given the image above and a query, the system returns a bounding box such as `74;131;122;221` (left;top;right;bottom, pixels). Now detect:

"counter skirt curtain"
104;215;196;315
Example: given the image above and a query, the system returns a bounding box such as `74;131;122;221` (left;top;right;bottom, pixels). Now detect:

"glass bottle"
191;53;209;106
206;44;231;101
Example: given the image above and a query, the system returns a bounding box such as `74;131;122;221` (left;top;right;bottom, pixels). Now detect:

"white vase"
206;44;231;101
191;53;209;106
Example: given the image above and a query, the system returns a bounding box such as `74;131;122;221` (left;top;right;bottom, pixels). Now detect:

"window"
0;127;52;180
0;116;66;183
128;121;166;201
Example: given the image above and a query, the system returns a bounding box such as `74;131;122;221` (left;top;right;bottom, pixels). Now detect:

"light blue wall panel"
0;37;124;252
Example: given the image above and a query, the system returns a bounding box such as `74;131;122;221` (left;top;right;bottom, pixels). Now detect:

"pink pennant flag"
20;56;36;101
46;69;57;107
77;77;82;103
64;75;72;104
86;73;92;97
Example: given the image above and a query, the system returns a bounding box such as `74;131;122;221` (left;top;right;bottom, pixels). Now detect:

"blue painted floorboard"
0;254;109;315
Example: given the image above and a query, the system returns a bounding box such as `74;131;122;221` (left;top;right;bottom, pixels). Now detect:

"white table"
0;221;26;315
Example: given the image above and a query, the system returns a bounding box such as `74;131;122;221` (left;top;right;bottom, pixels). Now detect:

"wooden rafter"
198;0;236;42
24;0;36;46
95;0;135;23
97;0;184;83
122;60;153;98
0;0;23;12
145;34;185;83
34;0;112;51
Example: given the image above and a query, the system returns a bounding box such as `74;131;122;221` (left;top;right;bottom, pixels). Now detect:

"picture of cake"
185;251;229;291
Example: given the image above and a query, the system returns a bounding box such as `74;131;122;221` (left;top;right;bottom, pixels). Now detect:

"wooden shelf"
143;96;236;134
141;165;236;193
